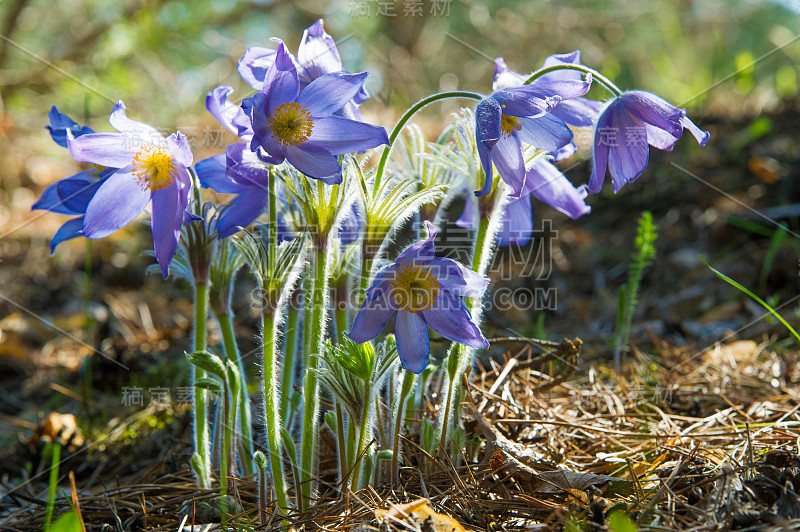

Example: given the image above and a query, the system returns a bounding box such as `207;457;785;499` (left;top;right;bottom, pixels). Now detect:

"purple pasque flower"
475;72;591;198
494;52;605;128
33;107;111;253
243;41;388;184
238;19;368;120
348;221;489;374
458;144;590;246
588;90;710;194
66;101;195;278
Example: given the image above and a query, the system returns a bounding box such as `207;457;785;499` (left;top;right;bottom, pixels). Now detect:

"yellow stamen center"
501;114;522;137
267;102;314;147
390;263;441;313
132;145;176;192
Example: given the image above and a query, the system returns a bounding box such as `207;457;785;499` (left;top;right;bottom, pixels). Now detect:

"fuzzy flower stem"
373;91;483;192
262;309;290;513
350;380;372;490
281;299;300;424
391;369;416;484
523;64;623;96
218;311;253;476
193;281;211;488
300;246;330;508
437;189;505;453
335;402;349;483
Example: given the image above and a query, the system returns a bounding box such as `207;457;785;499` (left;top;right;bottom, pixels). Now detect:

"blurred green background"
0;0;798;225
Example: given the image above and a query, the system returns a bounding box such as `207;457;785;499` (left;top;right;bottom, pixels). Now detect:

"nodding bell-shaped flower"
588;90;709;194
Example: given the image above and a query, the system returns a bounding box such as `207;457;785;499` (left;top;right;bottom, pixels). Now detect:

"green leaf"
186;350;226;378
703;257;800;343
50;511;83;532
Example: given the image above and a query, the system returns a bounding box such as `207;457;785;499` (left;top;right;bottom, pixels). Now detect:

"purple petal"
516;113;574;152
46;106;93;148
237;46;278;90
526;159;591;219
151;168;191;278
296;19;343;81
588;102;614;193
491;134;526;198
646;124;679;151
427;257;489;298
348;271;397;342
492;89;553;119
225;143;270;189
550;97;604;128
607;106;650;193
33;171;96;215
215;187;269;238
421;291;488;349
621;91;683;138
493;57;526;90
82;167;150;238
456;197;478;230
67;132;137;168
206;85;253;139
195;153;249;194
296;72;369;117
109;101;160;137
166;132;193;168
262;41;300;114
475;98;502;196
498;195;533;247
284;143;342;181
550;141;578;162
540;50;583;82
681;116;710;147
304;115;388;154
395;310;430;374
50;217;85;254
395;221;437;267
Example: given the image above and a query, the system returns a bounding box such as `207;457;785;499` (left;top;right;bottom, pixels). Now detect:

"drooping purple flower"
475;73;591;198
66;101;195;277
458;144;590;246
494;52;605;128
348;221;489;373
588;90;710;194
243;41;388;184
33;107;110;252
238;19;368;120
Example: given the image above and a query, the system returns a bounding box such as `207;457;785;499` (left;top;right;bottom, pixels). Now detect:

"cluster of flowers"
35;19;707;511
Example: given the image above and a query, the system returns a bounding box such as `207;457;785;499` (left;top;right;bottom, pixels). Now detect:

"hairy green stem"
335;402;348;484
523;64;623;96
299;247;330;508
262;310;290;513
437;191;504;453
350;381;372;490
391;369;416;484
281;301;300;424
193;281;211;488
373;90;483;192
218;311;253;476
